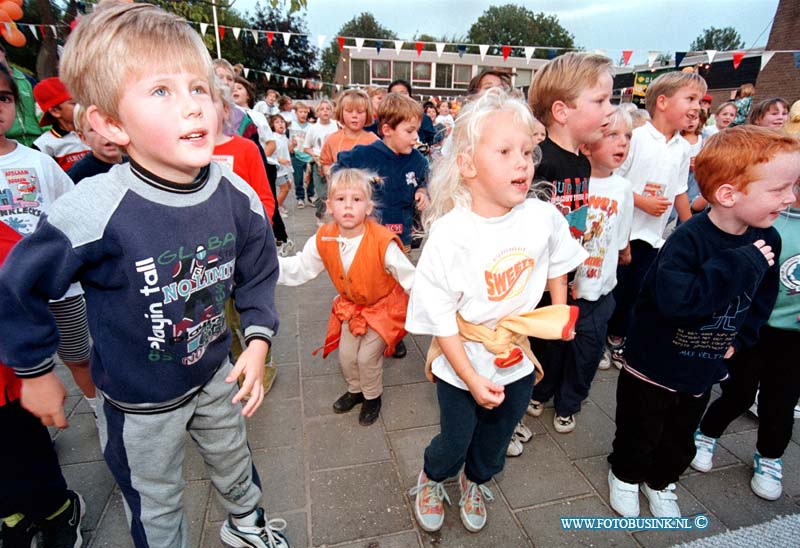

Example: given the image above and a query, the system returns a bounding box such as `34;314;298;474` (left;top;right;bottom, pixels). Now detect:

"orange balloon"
0;22;25;47
0;10;10;23
0;2;21;20
5;0;21;6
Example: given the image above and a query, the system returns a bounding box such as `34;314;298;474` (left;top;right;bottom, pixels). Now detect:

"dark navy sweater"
626;211;780;395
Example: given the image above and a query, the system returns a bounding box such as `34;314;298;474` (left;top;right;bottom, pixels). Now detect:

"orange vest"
314;219;409;358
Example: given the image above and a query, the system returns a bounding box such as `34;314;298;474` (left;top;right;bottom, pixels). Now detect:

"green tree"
466;4;574;58
689;26;745;52
320;12;396;83
243;2;319;99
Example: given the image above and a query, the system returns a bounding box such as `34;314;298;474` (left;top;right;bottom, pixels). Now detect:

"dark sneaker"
391;340;407;359
359;396;382;426
332;391;364;413
220;508;289;548
1;514;39;548
41;490;85;548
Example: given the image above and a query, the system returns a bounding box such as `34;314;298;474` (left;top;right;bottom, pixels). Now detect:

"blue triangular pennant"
675;51;686;68
795;52;800;68
547;48;557;60
375;40;382;55
457;44;467;58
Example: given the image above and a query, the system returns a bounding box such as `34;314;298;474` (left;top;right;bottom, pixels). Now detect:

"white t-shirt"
237;106;276;157
0;142;82;298
270;133;292;178
701;125;719;140
574;174;634;301
435;114;454;132
618;122;690;248
254;100;279;117
302;121;339;158
406;199;587;390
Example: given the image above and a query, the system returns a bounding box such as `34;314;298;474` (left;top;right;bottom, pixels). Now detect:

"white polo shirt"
618;122;690;248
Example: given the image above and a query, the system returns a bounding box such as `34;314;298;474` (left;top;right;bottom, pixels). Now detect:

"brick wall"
755;0;800;104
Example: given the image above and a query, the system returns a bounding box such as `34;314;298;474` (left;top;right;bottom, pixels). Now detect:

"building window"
453;64;471;90
372;60;391;85
515;69;532;87
412;62;432;88
393;61;411;84
350;59;369;85
435;64;452;89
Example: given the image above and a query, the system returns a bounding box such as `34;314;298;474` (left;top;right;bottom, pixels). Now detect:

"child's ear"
86;105;130;147
655;94;669;113
456;151;477;179
551;100;568;125
76;131;89;146
579;143;591;157
714;184;737;207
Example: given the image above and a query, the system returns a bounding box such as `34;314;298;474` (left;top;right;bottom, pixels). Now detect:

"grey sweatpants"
97;361;262;548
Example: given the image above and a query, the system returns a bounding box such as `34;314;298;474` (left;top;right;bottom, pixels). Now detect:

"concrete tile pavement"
39;200;800;547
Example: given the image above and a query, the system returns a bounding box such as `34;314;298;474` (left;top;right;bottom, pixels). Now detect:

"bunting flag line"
251;29;258;43
375;40;382;55
415;41;423;56
355;37;364;52
794;52;800;69
524;46;535;63
394;40;404;55
435;42;445;58
732;51;745;69
336;36;344;51
647;50;658;68
706;49;717;64
281;32;291;46
547;49;557;59
200;22;208;36
478;44;489;61
760;51;775;70
29;23;37;40
457;44;467;58
50;25;56;38
622;50;633;66
243;67;249;78
232;27;241;40
675;51;686;68
218;26;225;41
501;45;511;61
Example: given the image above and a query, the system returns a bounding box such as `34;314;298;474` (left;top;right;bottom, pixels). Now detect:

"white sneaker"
526;399;543;417
608;470;639;517
598;347;611;370
641;483;681;517
506;435;524;457
553;414;575;433
795;404;800;420
514;421;533;443
751;453;782;500
690;430;717;473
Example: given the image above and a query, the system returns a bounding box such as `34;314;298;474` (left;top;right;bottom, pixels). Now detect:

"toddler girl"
406;89;586;534
278;168;414;425
702;102;736;139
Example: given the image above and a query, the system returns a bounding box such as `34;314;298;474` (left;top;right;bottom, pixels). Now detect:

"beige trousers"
339;324;386;400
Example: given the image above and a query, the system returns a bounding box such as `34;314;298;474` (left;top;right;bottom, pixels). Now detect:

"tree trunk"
34;0;59;79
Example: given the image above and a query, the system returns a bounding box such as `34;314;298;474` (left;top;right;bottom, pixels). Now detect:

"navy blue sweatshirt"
626;211;780;395
335;140;427;245
0;161;279;412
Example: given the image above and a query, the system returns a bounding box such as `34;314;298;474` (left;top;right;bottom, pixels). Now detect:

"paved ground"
45;199;800;548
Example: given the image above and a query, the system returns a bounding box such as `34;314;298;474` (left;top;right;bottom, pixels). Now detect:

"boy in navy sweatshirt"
607;126;800;519
0;4;289;548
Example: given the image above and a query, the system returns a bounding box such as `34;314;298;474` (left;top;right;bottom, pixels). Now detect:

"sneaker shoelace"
556;416;573;426
654;484;678;501
460;480;494;516
409;478;451;514
258;518;287;548
756;456;783;480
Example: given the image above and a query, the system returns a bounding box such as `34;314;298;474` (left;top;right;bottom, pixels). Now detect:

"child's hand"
20;372;68;428
724;345;735;359
753;240;775;267
415;190;430;211
639;195;671;216
466;374;505;410
226;339;270;417
619;244;632;266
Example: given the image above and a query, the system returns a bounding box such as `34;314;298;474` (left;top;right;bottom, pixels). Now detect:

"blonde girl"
406;89;586;534
703;101;736;139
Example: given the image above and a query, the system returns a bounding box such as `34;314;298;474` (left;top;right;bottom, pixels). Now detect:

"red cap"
33;77;72;127
702;94;713;103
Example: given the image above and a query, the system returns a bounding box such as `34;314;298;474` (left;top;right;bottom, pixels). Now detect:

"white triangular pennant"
265;72;271;81
524;46;535;63
435;42;445;58
317;34;326;49
200;23;208;36
50;25;57;38
232;27;241;40
706;49;717;64
394;40;404;55
760;51;775;71
355;37;365;52
647;50;658;68
28;23;38;40
251;29;258;43
301;79;307;87
478;44;489;61
282;32;291;46
336;84;341;92
283;76;288;85
243;68;249;78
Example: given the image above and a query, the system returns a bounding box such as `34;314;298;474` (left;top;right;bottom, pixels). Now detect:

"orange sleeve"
319;132;337;167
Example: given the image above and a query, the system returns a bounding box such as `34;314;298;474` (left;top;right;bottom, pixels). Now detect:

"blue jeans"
424;373;534;484
291;156;313;201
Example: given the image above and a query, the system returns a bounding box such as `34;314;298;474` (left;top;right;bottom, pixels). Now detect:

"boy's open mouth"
181;131;206;141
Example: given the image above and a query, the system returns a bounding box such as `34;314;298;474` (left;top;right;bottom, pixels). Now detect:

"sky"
230;0;780;65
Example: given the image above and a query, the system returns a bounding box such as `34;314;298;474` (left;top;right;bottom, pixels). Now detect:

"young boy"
335;92;430;359
288;100;314;208
607;125;799;518
32;77;90;172
0;4;288;548
302;98;338;220
519;53;614;447
606;71;706;368
67;103;125;184
255;89;280;117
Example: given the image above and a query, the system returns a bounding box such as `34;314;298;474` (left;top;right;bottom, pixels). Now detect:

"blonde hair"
424;88;540;230
315;97;334;114
738;83;755;98
60;1;215;121
293;101;309;112
784;100;800;136
72;103;88;134
326;168;379;211
644;72;707;116
334;89;372;123
607;106;633;132
528;52;614;127
630;108;651;128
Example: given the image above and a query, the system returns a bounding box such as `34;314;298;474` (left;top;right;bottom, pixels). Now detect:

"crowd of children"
1;2;799;547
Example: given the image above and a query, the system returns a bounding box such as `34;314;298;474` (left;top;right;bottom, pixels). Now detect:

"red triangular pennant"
415;41;423;56
267;31;274;46
337;36;345;51
732;51;745;69
218;26;225;41
502;45;511;61
622;50;633;66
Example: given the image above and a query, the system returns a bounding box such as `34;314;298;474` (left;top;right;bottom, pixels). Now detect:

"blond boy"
0;3;288;547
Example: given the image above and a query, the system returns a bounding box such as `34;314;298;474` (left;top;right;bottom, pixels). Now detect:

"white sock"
231;509;259;528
